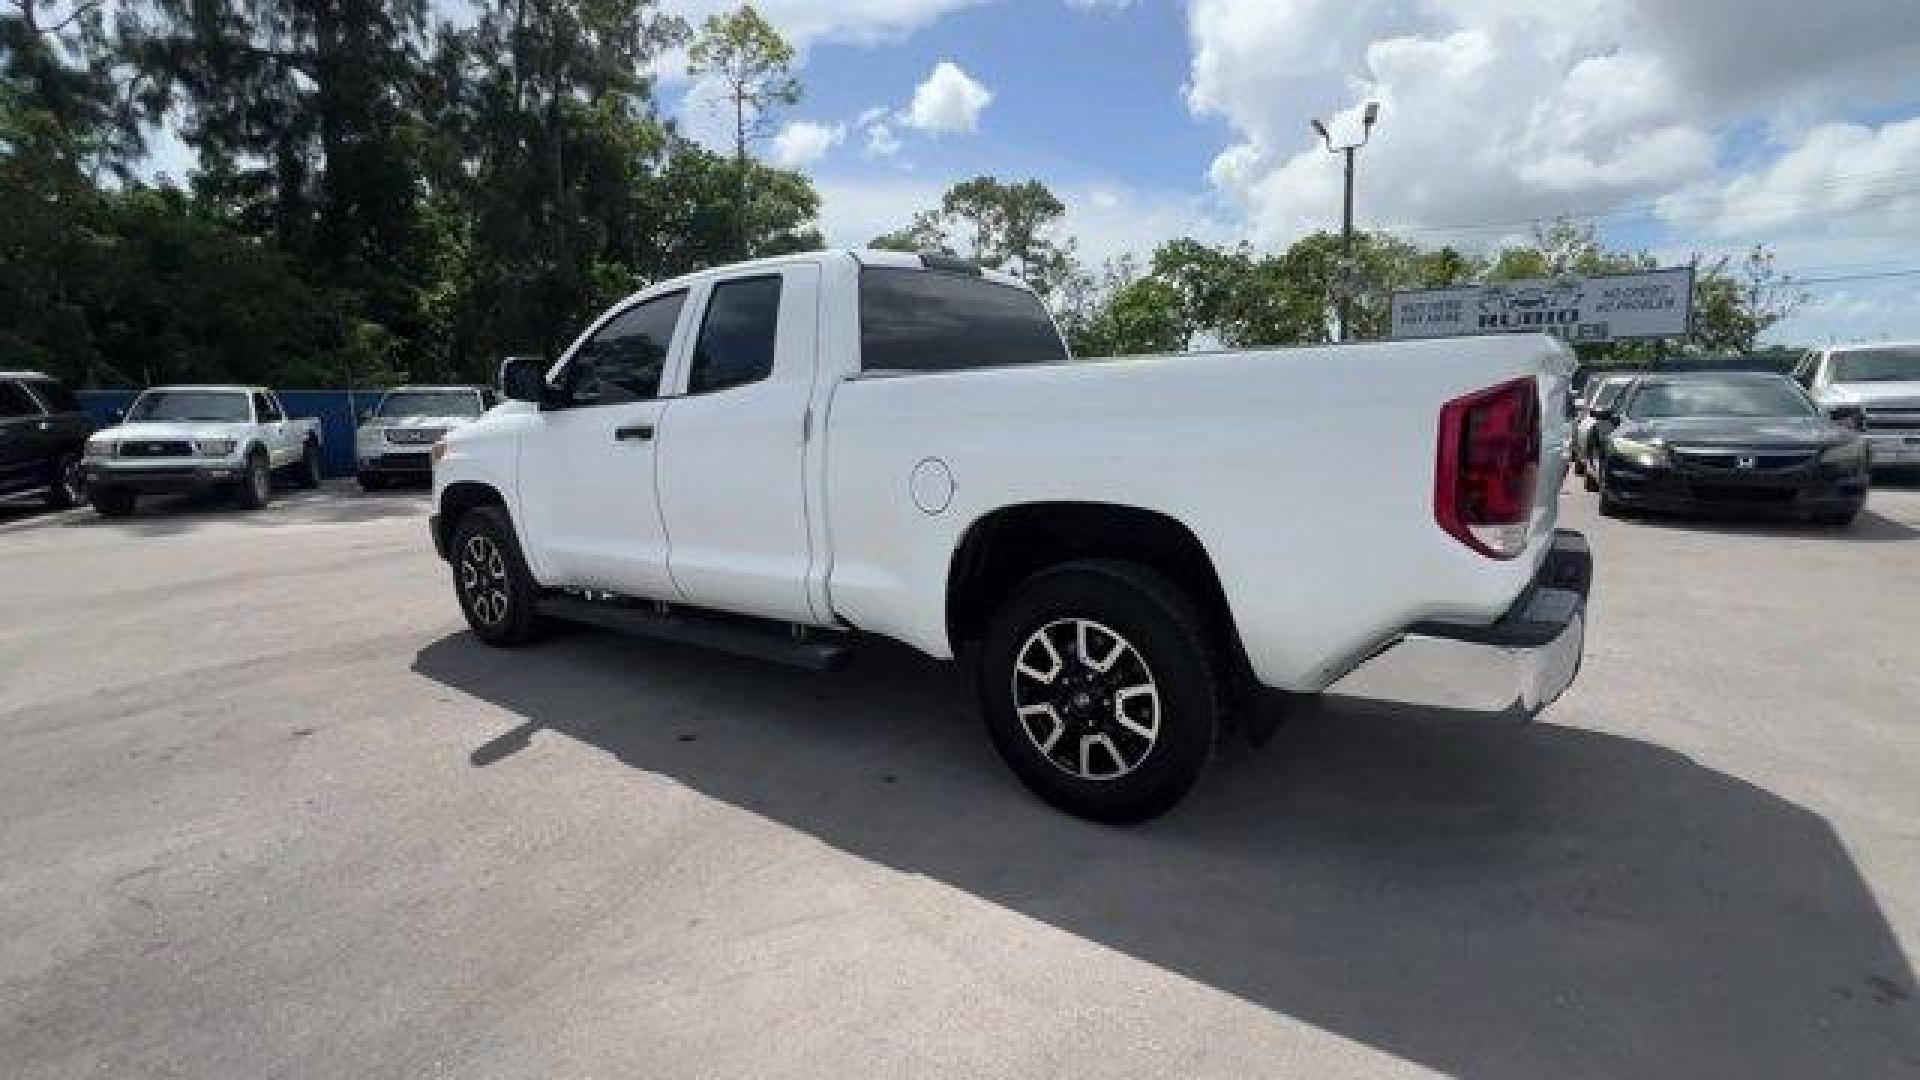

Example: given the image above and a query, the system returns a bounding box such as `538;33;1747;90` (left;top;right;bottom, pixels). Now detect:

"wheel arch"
436;481;512;558
945;501;1239;660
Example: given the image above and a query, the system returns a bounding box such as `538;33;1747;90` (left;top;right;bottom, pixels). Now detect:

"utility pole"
1312;101;1381;342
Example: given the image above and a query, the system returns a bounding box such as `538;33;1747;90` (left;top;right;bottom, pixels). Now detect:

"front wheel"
90;488;136;517
232;450;272;510
45;453;85;508
977;559;1221;823
449;506;544;647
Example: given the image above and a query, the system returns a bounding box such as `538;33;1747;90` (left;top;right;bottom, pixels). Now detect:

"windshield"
376;391;482;419
1627;378;1814;420
126;390;251;423
1831;347;1920;383
1590;379;1630;410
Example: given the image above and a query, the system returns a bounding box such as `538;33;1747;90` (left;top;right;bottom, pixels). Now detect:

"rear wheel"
44;452;85;508
292;440;322;489
450;506;544;647
232;449;272;510
977;559;1220;823
90;488;136;517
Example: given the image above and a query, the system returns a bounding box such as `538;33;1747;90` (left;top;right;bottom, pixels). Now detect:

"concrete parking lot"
2;480;1917;1079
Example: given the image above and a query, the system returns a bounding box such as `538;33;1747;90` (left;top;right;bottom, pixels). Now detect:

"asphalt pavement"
2;479;1916;1078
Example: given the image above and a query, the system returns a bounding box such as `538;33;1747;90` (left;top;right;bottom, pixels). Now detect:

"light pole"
1311;100;1381;342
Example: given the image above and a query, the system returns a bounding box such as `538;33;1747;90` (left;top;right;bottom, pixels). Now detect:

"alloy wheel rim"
460;534;511;626
1011;617;1161;781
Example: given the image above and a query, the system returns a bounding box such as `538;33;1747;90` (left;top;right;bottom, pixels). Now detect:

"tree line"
3;1;1806;390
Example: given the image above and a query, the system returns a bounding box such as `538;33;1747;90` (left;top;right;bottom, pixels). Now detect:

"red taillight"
1435;376;1540;559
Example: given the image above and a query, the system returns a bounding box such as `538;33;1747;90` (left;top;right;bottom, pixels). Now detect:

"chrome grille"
117;440;193;458
384;427;446;445
1672;449;1815;472
1863;410;1920;431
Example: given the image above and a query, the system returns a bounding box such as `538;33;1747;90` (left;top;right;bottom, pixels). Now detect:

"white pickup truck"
84;385;323;516
430;250;1590;821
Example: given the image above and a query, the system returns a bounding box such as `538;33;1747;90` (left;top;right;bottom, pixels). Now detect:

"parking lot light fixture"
1311;100;1382;342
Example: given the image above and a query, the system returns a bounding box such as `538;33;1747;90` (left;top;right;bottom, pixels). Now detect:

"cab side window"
688;276;783;395
561;291;688;407
253;392;283;421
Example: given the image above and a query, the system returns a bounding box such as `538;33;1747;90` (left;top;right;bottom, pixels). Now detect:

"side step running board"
538;592;854;672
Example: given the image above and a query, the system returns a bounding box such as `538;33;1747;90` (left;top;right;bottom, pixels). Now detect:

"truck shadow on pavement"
413;631;1920;1080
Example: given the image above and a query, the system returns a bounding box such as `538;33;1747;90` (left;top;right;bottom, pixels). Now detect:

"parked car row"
1572;369;1873;526
0;373;495;518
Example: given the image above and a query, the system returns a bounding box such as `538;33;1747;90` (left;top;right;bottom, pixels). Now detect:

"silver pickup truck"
1795;343;1920;469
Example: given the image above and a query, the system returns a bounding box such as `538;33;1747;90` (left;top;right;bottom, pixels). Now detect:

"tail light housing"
1435;376;1540;559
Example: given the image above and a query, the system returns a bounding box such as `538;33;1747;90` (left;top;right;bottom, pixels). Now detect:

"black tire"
976;559;1221;823
449;505;544;647
44;452;85;509
293;440;322;489
358;473;388;492
1582;469;1598;493
1813;507;1860;527
232;449;272;510
90;488;136;517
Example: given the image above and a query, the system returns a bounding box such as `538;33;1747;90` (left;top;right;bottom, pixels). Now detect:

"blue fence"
78;390;382;478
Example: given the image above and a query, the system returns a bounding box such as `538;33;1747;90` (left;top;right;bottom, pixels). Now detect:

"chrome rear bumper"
1333;530;1591;718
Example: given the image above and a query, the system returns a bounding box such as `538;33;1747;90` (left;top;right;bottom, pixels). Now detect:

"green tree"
688;3;799;258
1690;246;1808;355
875;175;1077;296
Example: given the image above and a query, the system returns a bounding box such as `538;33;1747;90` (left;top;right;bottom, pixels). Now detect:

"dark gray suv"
0;371;94;508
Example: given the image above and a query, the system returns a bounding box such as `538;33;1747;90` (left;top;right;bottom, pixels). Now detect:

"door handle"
614;424;654;442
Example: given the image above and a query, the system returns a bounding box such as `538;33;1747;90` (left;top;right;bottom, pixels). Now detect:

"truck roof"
0;370;52;380
379;385;485;393
628;248;1030;305
138;385;266;394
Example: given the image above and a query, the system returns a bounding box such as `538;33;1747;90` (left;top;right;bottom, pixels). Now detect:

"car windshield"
126;390;251;423
1627;378;1814;420
1831;347;1920;383
376;391;481;418
1590;379;1629;410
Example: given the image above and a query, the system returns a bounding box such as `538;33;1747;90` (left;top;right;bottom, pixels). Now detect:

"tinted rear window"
859;267;1067;372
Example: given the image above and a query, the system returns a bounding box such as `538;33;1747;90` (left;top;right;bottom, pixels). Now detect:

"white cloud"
1184;0;1920;253
902;61;994;133
864;122;903;158
770;121;846;167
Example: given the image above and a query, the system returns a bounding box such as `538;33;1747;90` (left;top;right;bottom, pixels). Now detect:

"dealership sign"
1390;266;1694;342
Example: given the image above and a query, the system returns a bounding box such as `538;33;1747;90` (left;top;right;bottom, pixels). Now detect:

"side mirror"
499;356;551;405
1830;405;1865;432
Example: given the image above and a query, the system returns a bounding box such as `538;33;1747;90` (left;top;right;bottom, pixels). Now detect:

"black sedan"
1591;372;1869;526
